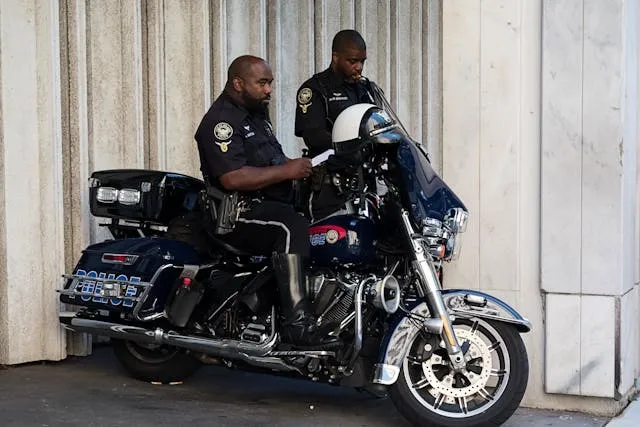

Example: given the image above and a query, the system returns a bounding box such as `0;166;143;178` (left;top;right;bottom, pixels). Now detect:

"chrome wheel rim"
402;318;511;418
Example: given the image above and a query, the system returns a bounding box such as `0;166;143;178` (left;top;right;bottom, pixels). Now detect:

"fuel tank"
308;215;376;267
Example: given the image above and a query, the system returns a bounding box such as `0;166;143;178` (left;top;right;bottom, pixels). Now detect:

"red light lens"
101;253;138;265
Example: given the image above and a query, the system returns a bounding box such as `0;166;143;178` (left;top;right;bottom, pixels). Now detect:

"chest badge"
298;88;312;114
213;122;233;152
299;103;312;114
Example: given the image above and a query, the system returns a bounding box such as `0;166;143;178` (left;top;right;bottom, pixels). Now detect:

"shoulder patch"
297;88;312;104
214;122;233;140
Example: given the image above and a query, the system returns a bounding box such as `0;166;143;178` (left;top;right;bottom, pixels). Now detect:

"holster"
202;186;242;235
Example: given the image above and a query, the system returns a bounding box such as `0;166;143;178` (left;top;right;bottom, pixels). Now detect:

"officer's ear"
331;51;339;66
232;77;244;93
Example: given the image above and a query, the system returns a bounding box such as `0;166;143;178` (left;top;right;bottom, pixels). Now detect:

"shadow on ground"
0;345;609;427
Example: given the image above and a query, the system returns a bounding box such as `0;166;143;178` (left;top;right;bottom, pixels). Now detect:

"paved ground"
0;345;611;427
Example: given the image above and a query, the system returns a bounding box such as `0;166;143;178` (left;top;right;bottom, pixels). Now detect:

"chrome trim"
317;288;346;324
60;274;150;288
268;350;335;357
373;363;400;386
180;264;199;279
350;275;376;367
58;274;151;302
59;306;279;361
132;263;175;320
57;289;142;303
207;291;239;321
400;210;466;371
444;207;468;233
387;260;400;276
449;309;532;332
369;123;398;137
333;311;355;334
374;292;532;385
442;290;532;332
239;356;299;373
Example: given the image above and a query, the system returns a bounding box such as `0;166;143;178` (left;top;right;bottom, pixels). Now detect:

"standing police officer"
195;55;332;347
294;30;382;220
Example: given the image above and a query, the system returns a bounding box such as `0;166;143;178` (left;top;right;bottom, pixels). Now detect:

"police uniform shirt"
195;91;292;202
294;67;375;156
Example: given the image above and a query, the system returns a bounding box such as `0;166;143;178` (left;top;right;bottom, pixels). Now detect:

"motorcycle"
57;100;530;427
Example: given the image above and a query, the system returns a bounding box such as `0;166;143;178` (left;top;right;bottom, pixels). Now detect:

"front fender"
372;289;531;386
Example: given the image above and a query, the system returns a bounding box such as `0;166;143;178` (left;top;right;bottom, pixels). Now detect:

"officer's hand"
285;158;313;180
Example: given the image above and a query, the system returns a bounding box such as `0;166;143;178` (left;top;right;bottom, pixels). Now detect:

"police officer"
195;55;332;347
294;30;382;220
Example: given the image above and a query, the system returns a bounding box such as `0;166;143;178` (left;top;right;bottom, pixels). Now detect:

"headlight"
446;233;464;260
444;208;468;233
422;217;443;236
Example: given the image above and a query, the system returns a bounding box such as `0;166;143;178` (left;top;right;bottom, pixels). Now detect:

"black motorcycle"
58;102;530;427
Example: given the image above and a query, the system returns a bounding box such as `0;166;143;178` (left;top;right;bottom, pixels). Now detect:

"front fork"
399;210;466;371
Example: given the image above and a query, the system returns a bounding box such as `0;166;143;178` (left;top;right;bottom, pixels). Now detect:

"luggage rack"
98;217;168;239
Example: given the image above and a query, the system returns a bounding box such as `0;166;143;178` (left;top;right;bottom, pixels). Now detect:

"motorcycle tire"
112;339;202;384
389;319;528;427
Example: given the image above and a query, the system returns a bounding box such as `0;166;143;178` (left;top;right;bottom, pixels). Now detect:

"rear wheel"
389;318;528;427
112;339;202;383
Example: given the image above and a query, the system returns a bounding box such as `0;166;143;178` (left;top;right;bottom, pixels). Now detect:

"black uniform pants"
221;200;310;256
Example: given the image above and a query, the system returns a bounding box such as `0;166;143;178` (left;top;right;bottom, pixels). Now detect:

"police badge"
214;122;233;152
297;88;312;114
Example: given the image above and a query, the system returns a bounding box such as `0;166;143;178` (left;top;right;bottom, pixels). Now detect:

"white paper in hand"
311;149;334;167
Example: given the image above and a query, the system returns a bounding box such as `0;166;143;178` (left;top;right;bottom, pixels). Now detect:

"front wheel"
112;339;202;384
389;318;528;427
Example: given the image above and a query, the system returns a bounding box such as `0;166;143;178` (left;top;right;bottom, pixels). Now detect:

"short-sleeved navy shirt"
195;91;292;202
294;68;376;156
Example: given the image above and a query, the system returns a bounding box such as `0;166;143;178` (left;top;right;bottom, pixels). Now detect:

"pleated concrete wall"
0;0;441;362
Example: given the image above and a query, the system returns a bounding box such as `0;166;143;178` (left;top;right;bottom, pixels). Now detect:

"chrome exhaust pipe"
59;310;278;360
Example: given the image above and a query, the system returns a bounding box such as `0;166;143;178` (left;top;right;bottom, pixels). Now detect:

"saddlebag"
59;237;213;322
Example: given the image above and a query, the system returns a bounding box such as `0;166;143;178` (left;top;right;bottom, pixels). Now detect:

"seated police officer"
294;30;383;221
195;55;332;347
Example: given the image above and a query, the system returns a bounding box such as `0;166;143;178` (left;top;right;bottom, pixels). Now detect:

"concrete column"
442;0;544;409
542;0;639;406
268;0;314;156
147;0;211;176
0;0;66;364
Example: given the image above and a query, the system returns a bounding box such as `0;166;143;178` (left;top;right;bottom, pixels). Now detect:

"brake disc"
421;329;494;399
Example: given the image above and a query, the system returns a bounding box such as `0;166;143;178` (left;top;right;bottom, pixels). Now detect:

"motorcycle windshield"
367;81;467;223
396;139;467;223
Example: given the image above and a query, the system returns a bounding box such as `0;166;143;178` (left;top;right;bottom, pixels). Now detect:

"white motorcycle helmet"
331;103;407;153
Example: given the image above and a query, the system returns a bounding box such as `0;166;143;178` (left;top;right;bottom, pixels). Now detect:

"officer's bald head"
227;55;266;82
225;55;274;110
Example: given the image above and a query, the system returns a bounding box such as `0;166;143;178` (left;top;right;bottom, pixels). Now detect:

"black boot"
272;253;337;347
